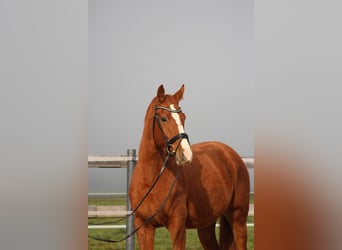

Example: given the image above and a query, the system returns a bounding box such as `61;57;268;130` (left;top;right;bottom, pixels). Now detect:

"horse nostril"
182;151;185;159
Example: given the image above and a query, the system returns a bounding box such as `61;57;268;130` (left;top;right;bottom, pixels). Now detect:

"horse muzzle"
175;144;193;166
167;133;192;166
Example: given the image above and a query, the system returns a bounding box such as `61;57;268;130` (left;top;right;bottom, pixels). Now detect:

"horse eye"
161;117;168;122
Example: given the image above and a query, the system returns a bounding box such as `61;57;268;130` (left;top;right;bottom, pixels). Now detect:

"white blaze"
170;105;192;162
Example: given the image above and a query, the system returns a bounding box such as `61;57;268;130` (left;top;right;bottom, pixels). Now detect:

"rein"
88;152;182;243
88;106;189;243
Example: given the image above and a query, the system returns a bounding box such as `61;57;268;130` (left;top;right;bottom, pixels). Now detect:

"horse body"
184;141;249;229
129;85;250;250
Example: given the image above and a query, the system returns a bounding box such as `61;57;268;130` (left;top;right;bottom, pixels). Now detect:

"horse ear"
157;84;166;102
174;84;185;101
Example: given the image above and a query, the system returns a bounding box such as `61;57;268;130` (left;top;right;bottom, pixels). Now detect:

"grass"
89;223;254;250
88;194;254;249
89;197;127;206
89;227;254;250
249;193;254;204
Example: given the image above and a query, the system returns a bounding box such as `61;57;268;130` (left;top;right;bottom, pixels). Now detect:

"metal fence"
88;149;254;250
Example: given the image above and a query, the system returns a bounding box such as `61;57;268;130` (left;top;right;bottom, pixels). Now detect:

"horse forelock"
144;95;179;120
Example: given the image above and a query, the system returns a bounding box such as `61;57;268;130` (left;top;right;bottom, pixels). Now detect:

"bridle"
88;105;191;244
153;106;190;157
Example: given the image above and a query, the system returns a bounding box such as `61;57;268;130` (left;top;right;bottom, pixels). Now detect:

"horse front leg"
167;217;186;250
134;217;156;250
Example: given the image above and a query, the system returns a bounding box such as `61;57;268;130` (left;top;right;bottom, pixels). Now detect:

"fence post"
126;149;136;250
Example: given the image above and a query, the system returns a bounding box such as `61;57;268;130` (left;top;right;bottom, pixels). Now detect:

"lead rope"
88;152;181;243
88;153;170;226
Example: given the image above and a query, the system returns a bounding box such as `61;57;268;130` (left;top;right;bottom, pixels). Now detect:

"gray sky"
88;1;254;193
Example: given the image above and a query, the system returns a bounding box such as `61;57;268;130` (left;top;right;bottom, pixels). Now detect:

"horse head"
152;84;193;166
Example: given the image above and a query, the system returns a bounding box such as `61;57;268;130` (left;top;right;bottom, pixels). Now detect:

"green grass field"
88;194;254;249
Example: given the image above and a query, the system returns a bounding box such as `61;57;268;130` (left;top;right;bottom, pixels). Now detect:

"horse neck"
137;116;165;181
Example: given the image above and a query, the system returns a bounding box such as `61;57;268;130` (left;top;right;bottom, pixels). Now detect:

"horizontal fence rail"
88;204;254;218
88;155;254;168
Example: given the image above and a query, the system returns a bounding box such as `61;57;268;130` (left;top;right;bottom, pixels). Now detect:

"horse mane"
139;94;173;158
144;97;157;123
138;97;159;158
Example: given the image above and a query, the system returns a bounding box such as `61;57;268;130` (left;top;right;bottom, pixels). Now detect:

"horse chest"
132;173;188;225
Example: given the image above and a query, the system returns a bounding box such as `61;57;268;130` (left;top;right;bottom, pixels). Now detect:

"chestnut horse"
129;85;250;250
